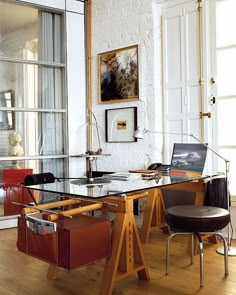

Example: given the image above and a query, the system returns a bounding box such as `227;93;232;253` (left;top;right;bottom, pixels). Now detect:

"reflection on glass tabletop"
24;173;211;199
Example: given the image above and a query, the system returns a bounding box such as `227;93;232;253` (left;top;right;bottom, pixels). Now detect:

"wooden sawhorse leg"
100;197;150;295
47;263;59;280
140;188;169;244
46;194;149;294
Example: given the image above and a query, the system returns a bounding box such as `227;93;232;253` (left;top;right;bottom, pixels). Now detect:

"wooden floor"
1;227;236;295
0;204;4;216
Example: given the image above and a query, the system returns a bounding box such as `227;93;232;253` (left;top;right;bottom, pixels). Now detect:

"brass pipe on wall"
85;0;93;152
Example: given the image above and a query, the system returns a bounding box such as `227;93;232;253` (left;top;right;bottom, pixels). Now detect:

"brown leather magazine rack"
17;200;111;270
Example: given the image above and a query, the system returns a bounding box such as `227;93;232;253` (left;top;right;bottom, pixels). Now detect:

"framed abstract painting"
98;45;139;103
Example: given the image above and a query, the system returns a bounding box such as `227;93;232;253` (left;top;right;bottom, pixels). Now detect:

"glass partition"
0;157;67;218
0;2;64;63
0;111;65;157
0;1;67;224
0;61;64;109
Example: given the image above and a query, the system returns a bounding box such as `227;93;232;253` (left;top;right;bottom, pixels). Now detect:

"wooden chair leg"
140;188;169;243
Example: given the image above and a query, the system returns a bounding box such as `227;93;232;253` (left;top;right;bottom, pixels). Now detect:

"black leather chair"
165;205;230;287
24;172;56;186
23;172;60;205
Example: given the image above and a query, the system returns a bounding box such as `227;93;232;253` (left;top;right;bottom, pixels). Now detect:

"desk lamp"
71;111;111;185
134;127;236;256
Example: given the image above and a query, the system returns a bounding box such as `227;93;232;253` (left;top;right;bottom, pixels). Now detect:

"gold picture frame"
98;45;139;104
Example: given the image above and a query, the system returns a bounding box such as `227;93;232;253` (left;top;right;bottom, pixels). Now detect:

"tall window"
0;2;67;176
216;0;236;196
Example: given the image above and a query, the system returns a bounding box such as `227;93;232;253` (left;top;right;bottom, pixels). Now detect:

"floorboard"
0;226;236;294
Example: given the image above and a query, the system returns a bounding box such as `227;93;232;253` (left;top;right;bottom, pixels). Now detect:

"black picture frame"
105;107;137;142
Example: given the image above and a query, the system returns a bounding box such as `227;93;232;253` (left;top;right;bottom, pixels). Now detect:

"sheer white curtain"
38;11;64;176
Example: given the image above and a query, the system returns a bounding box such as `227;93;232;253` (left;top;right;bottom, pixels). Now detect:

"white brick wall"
91;0;164;171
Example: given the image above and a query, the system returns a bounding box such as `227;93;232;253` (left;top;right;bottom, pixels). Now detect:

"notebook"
169;143;207;178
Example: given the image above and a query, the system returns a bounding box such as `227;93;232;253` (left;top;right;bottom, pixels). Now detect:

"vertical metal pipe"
190;234;194;264
198;0;204;142
196;232;204;287
85;0;93;152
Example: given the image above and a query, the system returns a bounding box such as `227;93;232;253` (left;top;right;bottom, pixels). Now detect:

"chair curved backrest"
23;172;57;205
24;172;55;186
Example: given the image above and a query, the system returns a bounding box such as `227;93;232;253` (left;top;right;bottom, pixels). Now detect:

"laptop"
169;143;208;179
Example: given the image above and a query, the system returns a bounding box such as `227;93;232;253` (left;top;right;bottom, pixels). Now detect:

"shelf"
70;154;111;159
0;155;68;161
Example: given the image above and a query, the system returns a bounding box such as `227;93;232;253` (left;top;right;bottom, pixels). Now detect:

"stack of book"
103;172;141;181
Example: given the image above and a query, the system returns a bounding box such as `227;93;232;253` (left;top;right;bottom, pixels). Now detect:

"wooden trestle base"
139;188;170;243
99;194;150;295
43;192;150;295
25;181;213;294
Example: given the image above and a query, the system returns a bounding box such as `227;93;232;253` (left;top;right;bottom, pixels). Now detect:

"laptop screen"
170;143;207;177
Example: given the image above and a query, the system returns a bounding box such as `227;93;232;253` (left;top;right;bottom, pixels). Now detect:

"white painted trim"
66;11;86;177
0;216;17;229
16;0;65;10
66;0;84;14
163;0;199;10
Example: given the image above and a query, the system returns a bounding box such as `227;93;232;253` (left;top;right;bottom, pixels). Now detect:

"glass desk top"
24;173;222;199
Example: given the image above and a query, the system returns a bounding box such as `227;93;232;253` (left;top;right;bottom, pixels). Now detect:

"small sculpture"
8;131;24;156
8;131;24;168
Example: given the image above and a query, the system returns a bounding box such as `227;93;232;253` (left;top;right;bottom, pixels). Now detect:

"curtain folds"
38;11;64;176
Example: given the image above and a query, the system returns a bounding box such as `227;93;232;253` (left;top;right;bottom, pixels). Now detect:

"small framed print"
105;107;137;143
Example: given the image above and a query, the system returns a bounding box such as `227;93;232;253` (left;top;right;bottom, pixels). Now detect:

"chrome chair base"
166;231;228;287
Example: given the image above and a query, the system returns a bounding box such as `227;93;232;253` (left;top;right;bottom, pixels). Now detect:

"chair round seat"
165;205;230;232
